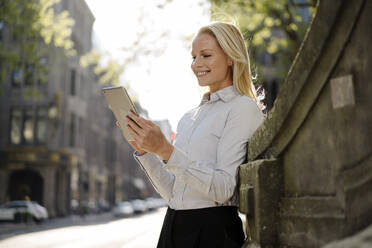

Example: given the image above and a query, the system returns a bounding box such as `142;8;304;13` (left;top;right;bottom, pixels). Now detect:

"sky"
85;0;211;131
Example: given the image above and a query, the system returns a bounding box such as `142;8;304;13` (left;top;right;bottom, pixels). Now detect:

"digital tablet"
102;86;139;141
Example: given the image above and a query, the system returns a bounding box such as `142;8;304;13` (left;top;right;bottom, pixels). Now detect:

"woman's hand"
116;121;147;155
124;111;174;162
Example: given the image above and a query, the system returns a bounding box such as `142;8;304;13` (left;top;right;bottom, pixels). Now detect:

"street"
0;208;166;248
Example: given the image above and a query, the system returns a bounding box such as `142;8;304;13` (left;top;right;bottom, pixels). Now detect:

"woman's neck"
209;82;233;93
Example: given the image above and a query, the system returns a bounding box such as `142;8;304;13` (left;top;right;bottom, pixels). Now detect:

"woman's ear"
228;58;233;66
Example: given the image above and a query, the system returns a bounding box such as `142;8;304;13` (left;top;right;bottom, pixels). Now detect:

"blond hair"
197;22;258;103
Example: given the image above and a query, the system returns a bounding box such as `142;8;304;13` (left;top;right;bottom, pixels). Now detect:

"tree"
0;0;129;98
80;50;124;87
0;0;175;97
0;0;75;95
80;0;175;99
210;0;317;82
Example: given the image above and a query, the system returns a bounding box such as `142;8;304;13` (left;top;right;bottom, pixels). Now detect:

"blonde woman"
122;22;264;248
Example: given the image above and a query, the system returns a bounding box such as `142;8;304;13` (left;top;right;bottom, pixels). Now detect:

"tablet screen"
102;86;138;141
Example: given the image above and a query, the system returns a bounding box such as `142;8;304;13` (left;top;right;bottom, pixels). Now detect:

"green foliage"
80;50;124;86
80;0;175;90
210;0;317;82
0;0;75;95
36;0;76;56
80;50;140;102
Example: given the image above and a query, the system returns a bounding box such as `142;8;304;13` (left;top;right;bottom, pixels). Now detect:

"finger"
127;111;150;129
126;117;145;136
129;142;146;154
129;109;138;116
128;140;139;148
127;124;143;145
128;140;141;151
127;123;139;139
144;119;156;127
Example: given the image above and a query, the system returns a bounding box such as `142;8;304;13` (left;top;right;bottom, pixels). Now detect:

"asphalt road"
0;208;166;248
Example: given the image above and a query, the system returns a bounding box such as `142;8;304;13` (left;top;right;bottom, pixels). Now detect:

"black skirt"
157;206;245;248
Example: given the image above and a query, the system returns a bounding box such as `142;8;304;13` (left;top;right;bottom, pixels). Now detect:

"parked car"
145;198;157;211
0;201;48;223
112;201;134;217
130;199;148;214
150;198;167;209
87;201;100;214
145;197;167;210
98;200;111;212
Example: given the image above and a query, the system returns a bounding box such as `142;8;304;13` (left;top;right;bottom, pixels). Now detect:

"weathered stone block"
330;74;355;109
239;158;282;246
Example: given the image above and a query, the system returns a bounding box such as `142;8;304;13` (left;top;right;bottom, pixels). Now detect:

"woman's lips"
196;71;210;77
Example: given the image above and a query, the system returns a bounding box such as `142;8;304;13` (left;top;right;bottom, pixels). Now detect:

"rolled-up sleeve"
164;98;264;203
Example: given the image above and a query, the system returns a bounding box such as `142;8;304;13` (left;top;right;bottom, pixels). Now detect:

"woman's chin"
198;81;209;87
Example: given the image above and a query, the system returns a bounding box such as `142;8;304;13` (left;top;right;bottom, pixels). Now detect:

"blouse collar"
200;85;239;106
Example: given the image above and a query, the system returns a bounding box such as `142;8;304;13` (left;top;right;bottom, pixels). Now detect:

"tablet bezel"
102;86;138;141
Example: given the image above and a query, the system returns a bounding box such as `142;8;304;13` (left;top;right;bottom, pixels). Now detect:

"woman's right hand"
116;121;147;156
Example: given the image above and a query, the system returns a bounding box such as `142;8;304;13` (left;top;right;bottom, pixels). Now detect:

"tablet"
102;86;138;141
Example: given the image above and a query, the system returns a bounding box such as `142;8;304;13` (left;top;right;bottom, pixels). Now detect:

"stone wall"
240;0;372;246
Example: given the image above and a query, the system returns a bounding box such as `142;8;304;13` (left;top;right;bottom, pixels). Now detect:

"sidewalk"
0;212;113;240
0;211;247;241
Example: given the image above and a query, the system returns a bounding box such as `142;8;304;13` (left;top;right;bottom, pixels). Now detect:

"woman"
122;21;264;248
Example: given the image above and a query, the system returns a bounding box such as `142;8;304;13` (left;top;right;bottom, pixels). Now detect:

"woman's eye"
191;55;211;61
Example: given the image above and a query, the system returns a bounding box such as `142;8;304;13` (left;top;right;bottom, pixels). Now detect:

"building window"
10;108;22;144
104;139;117;163
109;140;117;163
78;117;84;147
40;57;48;66
70;69;76;96
69;113;75;147
24;64;34;86
0;21;4;41
11;66;22;87
37;57;48;86
9;106;50;145
80;74;84;98
11;31;18;42
23;108;34;144
36;107;47;143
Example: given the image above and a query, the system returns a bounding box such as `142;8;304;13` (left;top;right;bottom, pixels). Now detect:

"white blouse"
133;85;264;210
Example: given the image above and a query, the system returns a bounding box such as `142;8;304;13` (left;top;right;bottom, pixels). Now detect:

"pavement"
0;209;247;247
0;212;114;240
0;209;166;248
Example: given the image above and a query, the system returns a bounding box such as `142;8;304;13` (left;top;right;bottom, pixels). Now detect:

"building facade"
0;0;160;217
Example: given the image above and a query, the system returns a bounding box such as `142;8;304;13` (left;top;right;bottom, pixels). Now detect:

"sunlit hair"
197;21;259;104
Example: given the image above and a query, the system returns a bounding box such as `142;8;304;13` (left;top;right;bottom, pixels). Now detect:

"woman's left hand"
125;111;174;162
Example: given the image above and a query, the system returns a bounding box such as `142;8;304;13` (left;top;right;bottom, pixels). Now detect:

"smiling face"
191;32;233;93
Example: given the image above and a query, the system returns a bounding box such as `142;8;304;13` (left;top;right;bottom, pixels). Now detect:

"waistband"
167;206;239;217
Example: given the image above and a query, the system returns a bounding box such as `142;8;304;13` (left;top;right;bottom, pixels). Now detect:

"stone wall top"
247;0;366;161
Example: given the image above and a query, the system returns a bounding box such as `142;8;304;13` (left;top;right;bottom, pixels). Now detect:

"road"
0;208;166;248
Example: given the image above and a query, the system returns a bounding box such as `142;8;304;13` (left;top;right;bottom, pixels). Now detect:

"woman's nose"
192;56;202;67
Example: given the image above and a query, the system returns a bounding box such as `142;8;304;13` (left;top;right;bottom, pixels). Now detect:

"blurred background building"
0;0;317;219
0;0;171;217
